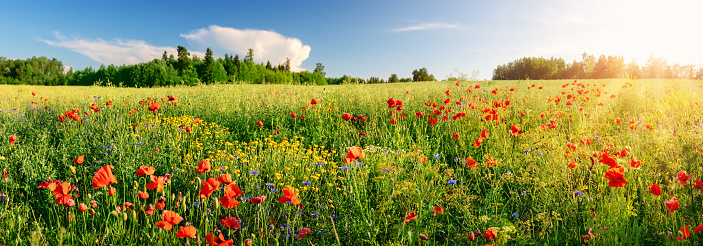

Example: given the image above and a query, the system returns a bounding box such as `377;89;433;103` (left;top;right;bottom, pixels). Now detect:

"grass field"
1;79;703;245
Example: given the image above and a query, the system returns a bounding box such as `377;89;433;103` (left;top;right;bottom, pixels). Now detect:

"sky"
1;0;702;80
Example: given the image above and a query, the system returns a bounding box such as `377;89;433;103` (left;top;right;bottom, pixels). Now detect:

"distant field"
1;79;703;245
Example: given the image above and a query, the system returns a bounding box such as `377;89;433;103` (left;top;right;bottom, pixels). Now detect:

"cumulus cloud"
180;25;311;72
41;26;312;71
392;22;465;32
40;31;204;66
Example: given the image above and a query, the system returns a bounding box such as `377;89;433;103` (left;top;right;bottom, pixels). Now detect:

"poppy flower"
404;211;418;222
168;95;176;101
9;135;17;145
582;228;596;243
256;121;263;127
482;228;497;240
598;153;618;168
155;210;183;231
53;181;73;205
121;202;134;211
3;168;7;182
567;160;576;169
74;156;85;165
220;216;241;229
195;160;211;173
510;125;524;136
277;187;300;205
106;101;113;106
290;112;297;118
311;98;318;105
297;228;312;239
468;231;475;241
649;183;662;195
156;196;166;210
185;126;191;133
92;165;117;189
139;190;150;200
199;178;221;199
676;170;693;185
387;98;400;108
445;90;450;96
146;176;165;192
629;159;642;168
695;224;703;234
207;232;234;246
342;113;352;121
219;196;241;209
694;179;703;192
144;203;155;216
604;165;626;188
676;225;690;241
148;102;160;113
432;206;444;216
474;138;483;148
615;118;621;124
390;119;398;124
79;203;88;212
108;187;116;196
251;196;266;204
344;146;364;164
38;179;59;190
175;225;197;239
466;157;477;168
135;166;155;176
194;118;201;124
223;183;244;198
665;197;679;213
217;174;233;184
614;149;628;157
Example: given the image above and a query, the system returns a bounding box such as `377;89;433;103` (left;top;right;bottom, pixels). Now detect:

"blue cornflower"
250;170;260;175
193;202;200;207
434;154;441;159
315;163;324;167
266;183;274;187
574;190;583;196
381;168;388;172
302;181;311;186
448;179;457;185
513;212;519;217
339;166;351;170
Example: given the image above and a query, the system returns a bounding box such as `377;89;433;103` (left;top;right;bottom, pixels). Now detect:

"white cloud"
41;31;204;66
392;22;465;32
180;25;311;72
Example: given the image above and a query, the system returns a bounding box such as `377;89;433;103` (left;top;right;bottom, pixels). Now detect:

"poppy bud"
109;187;116;196
468;231;475;241
419;234;429;241
185;126;191;133
256;121;263;127
70;166;76;175
245;239;253;246
122;213;128;221
87;194;92;200
132;210;137;221
74;155;84;165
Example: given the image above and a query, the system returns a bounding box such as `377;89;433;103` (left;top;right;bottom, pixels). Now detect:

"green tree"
314;63;326;77
202;47;215;84
412;67;436;82
388;74;399;83
177;46;191;75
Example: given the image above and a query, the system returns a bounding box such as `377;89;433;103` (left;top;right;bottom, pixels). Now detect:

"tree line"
0;46;327;87
492;53;703;80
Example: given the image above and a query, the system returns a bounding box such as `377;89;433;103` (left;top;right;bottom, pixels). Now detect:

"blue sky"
2;0;702;80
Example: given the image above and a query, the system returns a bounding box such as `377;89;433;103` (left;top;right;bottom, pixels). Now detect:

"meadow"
1;79;703;245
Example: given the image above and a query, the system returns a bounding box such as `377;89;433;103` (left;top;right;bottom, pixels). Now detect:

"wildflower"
135;166;155;176
649;183;662;195
175;225;197;239
604;165;626;188
74;156;85;165
433;206;444;216
250;170;260;175
448;179;457;185
512;212;519;217
404;211;418;222
155;210;183;231
9;135;17;145
92;165;117;189
297;228;312;239
138;190;150;200
217;174;233;184
574;191;583;196
195;160;211;173
695;224;703;234
277;187;300;205
676;225;690;241
510;125;524;136
220;216;241;229
665;197;679;213
207;232;234;246
199;178;221;199
302;181;311;186
251;196;266;204
344;146;364;164
482;228;497;240
256;121;263;127
453;133;459;140
676;170;693;185
290;112;297;118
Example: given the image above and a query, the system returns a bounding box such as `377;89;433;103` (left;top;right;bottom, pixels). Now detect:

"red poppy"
79;203;88;212
74;156;85;165
108;187;116;196
432;206;444;216
168;95;176;101
155;210;183;231
195;160;211;173
219;196;241;209
390;119;398;124
135;166;155;176
199;178;221;199
480;130;490;139
445;90;450;96
582;228;596;243
121;202;134;211
220;216;241;229
629;158;642;168
9;135;17;145
185;126;191;133
311;98;318;105
598;152;618;168
615;118;621;124
256;120;263;127
207;232;234;246
217;174;233;184
676;225;690;241
676;170;693;185
510;125;524;136
614;149;628;157
223;183;244;198
277;187;300;205
604;165;626;188
468;232;475;241
139;190;150;200
404;211;418;222
38;179;59;190
251;196;266;204
344;146;364;164
567;160;576;169
695;224;703;234
342;113;352;121
290;112;297;118
53;181;73;205
148;102;160;113
297;228;312;239
156;197;166;210
387;98;399;108
194;118;201;124
694;179;703;191
474;138;483;148
3;168;7;182
146;176;165;192
175;225;197;239
649;183;662;195
466;157;477;168
665;197;679;213
482;228;497;240
106;101;113;106
92;165;117;189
